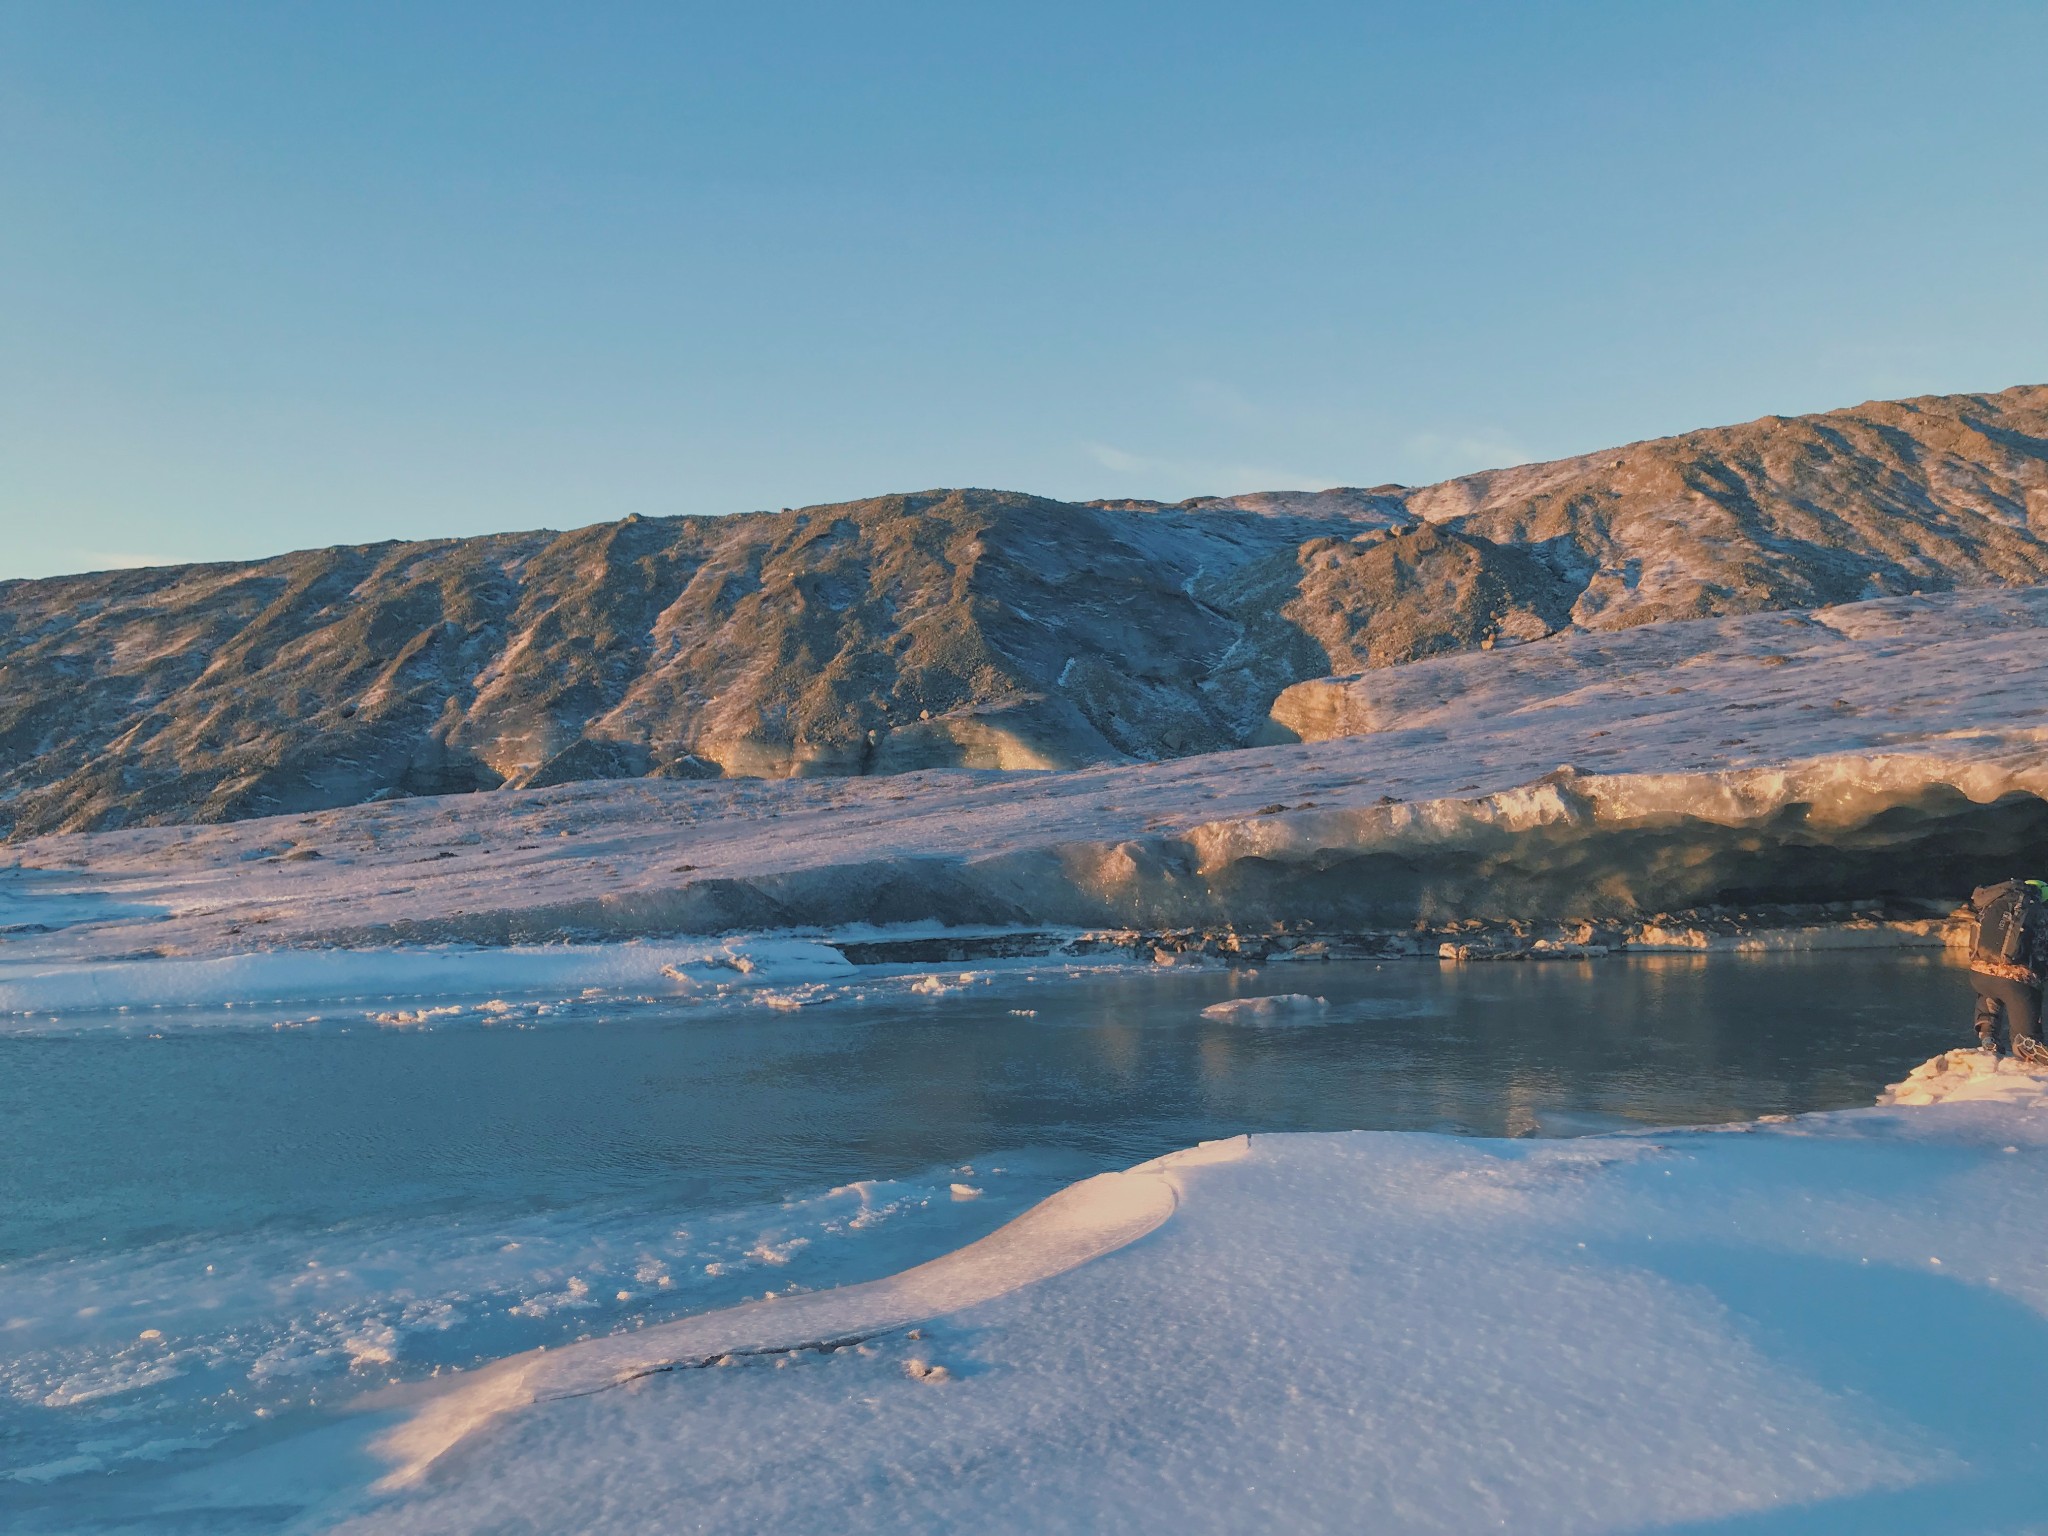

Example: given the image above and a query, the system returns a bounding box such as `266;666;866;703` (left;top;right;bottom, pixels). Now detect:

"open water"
0;951;1967;1528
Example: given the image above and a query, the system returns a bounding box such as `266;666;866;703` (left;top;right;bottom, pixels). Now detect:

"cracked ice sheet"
328;1094;2048;1536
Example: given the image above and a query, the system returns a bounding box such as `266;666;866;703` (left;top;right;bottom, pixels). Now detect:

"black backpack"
1972;880;2042;967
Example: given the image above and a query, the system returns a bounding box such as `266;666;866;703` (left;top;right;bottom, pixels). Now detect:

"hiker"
1967;878;2048;1064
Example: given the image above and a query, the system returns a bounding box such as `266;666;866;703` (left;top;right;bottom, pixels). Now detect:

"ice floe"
1198;992;1328;1024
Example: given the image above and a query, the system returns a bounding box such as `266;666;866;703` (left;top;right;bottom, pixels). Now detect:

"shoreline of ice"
323;1055;2048;1533
8;1037;2044;1533
0;910;1967;1027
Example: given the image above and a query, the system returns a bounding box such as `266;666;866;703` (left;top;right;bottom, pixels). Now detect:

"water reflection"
0;952;1963;1263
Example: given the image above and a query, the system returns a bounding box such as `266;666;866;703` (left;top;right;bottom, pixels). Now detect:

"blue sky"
2;1;2044;579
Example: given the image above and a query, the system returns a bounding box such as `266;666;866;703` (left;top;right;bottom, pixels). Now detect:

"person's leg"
1970;972;2012;1050
1972;974;2043;1056
1966;974;2031;1056
1976;993;2004;1049
2011;984;2044;1055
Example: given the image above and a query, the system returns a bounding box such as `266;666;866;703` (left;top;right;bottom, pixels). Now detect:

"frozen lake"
0;952;1966;1527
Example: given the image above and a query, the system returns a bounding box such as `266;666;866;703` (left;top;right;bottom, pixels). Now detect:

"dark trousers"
1970;970;2042;1047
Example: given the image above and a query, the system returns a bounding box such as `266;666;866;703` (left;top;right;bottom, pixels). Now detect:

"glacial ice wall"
7;582;2046;961
299;756;2048;947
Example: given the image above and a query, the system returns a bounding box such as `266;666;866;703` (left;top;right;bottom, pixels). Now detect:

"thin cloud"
1082;442;1334;498
1403;429;1533;479
1176;378;1269;430
1085;442;1154;476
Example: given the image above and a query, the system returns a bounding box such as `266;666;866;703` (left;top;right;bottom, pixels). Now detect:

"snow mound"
373;1136;1251;1488
1199;994;1328;1025
1878;1048;2048;1108
337;1112;2048;1535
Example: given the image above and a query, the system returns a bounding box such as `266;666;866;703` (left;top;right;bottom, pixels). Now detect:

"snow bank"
374;1137;1249;1488
1877;1047;2048;1108
325;1086;2048;1536
0;938;852;1017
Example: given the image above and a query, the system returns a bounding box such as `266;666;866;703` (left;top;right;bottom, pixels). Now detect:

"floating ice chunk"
344;1325;399;1368
1200;994;1329;1025
754;984;840;1011
38;1355;183;1407
373;1004;467;1027
909;972;981;997
507;1276;595;1319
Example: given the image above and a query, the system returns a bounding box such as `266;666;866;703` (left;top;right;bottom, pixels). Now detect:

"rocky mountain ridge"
3;383;2045;838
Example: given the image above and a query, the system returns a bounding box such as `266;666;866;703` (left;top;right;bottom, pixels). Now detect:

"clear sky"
2;1;2044;579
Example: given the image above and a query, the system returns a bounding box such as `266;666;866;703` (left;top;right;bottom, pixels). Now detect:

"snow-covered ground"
3;584;2039;1530
1;584;2043;1012
1268;581;2048;750
11;952;1969;1529
88;1052;2039;1535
